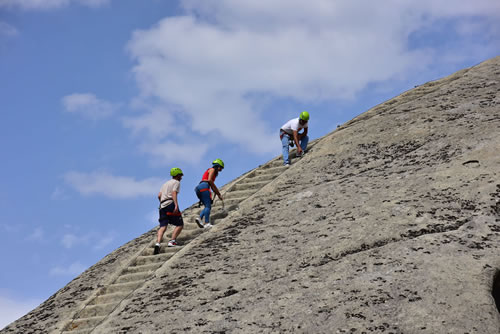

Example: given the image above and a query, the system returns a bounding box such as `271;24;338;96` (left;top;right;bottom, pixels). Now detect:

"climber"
280;111;309;166
154;167;184;255
194;159;225;228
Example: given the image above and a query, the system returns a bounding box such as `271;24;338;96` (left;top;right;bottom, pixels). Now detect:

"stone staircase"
59;141;317;334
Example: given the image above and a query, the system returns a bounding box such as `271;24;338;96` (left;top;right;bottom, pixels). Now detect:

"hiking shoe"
195;217;204;228
203;223;213;228
153;244;161;255
167;240;178;247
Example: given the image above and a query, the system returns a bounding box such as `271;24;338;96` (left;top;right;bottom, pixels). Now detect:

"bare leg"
171;226;183;240
156;226;167;244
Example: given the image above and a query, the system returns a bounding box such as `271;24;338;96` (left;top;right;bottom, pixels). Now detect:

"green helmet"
212;158;224;169
170;167;183;177
299;111;310;121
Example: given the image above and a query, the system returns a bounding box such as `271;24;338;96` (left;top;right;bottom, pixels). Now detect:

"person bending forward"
279;111;310;166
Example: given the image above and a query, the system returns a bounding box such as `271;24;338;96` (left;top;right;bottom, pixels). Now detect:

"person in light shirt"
279;111;309;166
154;167;184;254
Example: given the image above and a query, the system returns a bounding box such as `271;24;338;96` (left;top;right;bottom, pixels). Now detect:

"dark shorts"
158;202;184;227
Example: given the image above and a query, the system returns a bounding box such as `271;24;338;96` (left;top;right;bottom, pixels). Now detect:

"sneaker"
203;223;213;228
195;217;204;228
167;240;178;247
153;243;161;255
284;163;290;167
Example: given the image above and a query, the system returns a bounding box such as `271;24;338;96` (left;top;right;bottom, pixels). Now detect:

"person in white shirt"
279;111;310;166
154;167;184;254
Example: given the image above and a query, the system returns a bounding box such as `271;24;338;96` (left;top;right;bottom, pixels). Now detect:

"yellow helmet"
212;159;224;169
299;111;310;121
170;167;183;177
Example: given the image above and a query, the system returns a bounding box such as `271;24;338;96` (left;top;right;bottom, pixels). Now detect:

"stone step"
251;165;287;176
76;302;119;319
143;225;201;254
225;188;258;199
179;221;199;231
134;252;175;266
61;328;93;334
100;281;143;295
64;316;106;331
213;197;246;209
114;271;152;284
268;140;318;166
186;204;205;213
175;228;204;242
209;209;231;225
244;173;280;183
140;243;179;256
159;226;204;241
210;210;229;221
230;180;269;191
183;206;231;225
141;246;178;257
183;215;208;229
268;158;287;167
122;262;162;275
88;291;130;305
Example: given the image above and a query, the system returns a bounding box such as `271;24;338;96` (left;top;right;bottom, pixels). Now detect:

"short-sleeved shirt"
159;179;180;208
280;118;308;135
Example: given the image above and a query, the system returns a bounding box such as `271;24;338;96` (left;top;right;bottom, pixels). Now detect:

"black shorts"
158;202;184;227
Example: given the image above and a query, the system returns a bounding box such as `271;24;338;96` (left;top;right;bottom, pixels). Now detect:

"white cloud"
26;227;44;242
93;234;114;250
0;223;20;233
145;210;158;227
139;140;210;166
60;228;115;250
51;186;69;200
0;0;110;10
49;262;87;276
122;106;181;138
79;0;109;7
0;21;18;37
0;295;40;330
126;0;500;155
61;233;79;248
63;171;162;198
61;93;119;120
122;101;202;165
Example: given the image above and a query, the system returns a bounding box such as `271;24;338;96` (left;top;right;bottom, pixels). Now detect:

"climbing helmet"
170;167;183;177
212;158;225;169
299;111;310;121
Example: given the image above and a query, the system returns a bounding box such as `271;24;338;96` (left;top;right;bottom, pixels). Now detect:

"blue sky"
1;0;499;328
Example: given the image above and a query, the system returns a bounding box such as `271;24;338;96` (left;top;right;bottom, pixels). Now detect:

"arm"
293;130;302;154
158;192;162;202
172;191;179;212
207;169;223;200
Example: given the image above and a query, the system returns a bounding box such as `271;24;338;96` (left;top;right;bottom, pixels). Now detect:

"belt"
198;181;210;192
280;129;291;140
166;211;182;216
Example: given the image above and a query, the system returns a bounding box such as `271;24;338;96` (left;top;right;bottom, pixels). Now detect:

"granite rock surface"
2;56;500;334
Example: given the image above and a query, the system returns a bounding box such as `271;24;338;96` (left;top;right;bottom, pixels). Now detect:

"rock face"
3;56;500;334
